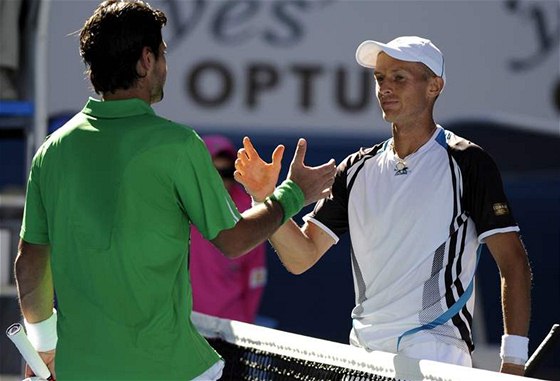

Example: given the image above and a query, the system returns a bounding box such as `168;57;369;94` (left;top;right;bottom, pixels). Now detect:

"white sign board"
46;0;560;135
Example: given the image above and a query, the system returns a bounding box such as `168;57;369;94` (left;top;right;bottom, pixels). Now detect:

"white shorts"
400;341;472;367
192;360;224;380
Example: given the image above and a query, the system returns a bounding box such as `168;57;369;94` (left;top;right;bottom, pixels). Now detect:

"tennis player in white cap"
235;36;532;376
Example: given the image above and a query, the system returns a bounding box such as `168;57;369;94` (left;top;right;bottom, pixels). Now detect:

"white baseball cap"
356;36;446;83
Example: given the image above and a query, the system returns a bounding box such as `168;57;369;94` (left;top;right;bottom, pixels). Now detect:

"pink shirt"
190;184;267;323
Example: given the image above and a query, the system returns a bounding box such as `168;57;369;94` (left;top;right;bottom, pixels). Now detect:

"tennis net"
192;312;542;381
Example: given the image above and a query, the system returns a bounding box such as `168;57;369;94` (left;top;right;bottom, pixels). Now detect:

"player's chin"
381;112;395;123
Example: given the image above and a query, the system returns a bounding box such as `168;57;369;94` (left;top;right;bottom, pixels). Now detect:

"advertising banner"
46;0;560;135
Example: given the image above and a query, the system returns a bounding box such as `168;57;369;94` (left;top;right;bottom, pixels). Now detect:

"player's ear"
136;46;153;78
427;76;444;98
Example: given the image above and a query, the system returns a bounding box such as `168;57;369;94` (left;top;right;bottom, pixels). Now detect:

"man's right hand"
287;138;336;206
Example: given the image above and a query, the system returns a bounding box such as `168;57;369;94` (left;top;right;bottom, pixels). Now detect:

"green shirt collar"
82;97;155;119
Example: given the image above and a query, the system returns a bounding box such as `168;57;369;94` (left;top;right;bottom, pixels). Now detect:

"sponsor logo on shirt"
493;203;509;216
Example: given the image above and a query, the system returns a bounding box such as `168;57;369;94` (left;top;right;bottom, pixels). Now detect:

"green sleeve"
20;150;50;244
174;133;241;240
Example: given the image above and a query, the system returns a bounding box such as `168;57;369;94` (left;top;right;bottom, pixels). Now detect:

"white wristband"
23;309;58;352
500;334;528;365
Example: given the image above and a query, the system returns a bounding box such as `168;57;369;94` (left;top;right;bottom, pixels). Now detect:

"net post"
525;323;559;377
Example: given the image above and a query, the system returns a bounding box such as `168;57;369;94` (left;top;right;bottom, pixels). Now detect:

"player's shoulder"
340;140;387;171
150;115;195;136
144;115;204;146
444;129;496;167
445;130;478;151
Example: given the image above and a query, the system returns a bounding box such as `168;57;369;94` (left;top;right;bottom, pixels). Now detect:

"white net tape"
192;312;543;381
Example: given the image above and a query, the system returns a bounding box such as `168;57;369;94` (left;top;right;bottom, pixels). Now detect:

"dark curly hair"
79;0;167;94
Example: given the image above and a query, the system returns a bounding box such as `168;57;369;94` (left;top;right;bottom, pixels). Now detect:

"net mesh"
192;312;541;381
208;338;392;381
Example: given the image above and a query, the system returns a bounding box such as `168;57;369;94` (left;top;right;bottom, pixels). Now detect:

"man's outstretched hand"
287;138;336;206
234;137;336;206
234;137;285;202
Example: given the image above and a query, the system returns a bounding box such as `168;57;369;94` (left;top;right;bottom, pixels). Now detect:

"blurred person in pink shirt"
190;135;267;323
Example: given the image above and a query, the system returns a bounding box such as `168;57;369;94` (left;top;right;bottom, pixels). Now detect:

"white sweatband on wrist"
23;309;58;352
500;334;528;365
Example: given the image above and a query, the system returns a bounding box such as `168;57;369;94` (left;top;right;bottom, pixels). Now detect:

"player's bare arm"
15;241;54;325
486;231;532;376
211;200;284;258
15;240;57;379
269;220;335;274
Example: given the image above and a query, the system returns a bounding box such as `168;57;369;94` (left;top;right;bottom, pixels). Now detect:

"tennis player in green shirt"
14;1;336;380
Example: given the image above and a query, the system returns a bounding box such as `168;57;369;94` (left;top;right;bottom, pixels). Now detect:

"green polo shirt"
20;97;241;380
